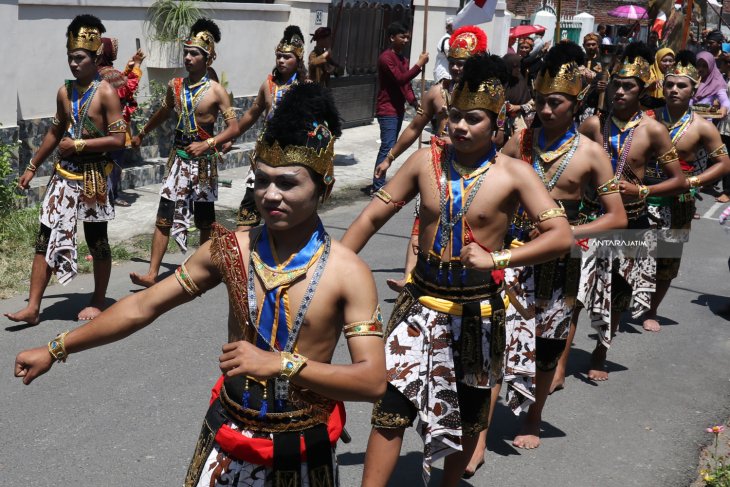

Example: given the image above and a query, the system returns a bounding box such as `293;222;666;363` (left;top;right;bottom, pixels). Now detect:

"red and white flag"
453;0;497;29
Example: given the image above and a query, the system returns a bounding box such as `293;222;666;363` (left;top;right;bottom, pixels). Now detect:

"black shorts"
155;198;215;229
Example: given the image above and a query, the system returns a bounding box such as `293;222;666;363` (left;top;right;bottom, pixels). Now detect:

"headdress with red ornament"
448;26;488;60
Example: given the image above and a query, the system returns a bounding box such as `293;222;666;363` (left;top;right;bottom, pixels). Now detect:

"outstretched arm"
14;241;222;385
341;148;424;253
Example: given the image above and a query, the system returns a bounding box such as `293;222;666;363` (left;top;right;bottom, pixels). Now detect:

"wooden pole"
554;0;562;42
681;0;694;49
418;0;429;149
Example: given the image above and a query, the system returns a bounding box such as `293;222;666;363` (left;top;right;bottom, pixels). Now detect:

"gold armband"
709;145;729;159
416;107;424;116
51;115;62;127
279;352;308;380
596;178;620;195
138;127;147;138
490;249;511;270
657;147;679;166
27;159;38;173
107;119;128;133
373;188;406;211
160;98;169;110
637;184;650;199
222;107;237;121
206;137;217;149
537;207;567;223
688;176;702;189
74;139;86;154
343;306;384;339
106;118;127;134
48;331;69;363
175;261;201;296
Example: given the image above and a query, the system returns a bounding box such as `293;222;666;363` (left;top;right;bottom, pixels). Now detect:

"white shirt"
433;34;451;82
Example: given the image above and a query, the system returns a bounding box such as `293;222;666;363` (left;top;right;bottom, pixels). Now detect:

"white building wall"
0;0;18;128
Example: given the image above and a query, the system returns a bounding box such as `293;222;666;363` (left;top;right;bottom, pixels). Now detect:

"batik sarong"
380;281;506;484
159;149;219;251
39;158;114;284
503;266;536;415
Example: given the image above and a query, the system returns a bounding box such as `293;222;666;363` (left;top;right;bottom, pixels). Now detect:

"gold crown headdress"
451;78;505;115
614;56;652;84
183;31;217;64
535;62;584;97
665;63;700;85
255;123;336;198
276;27;305;60
67;26;102;54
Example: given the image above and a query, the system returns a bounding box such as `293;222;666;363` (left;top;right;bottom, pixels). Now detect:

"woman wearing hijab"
693;51;730;122
503;53;534;137
650;47;675;99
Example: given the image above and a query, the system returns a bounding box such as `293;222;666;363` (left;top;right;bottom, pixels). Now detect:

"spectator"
714;56;730;202
704;29;724;59
650;47;675;99
503;53;533;136
308;27;340;87
433;17;454;84
371;21;428;193
693;51;730;121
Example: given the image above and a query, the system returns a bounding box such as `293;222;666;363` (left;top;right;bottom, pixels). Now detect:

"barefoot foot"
129;272;157;288
716;193;730;203
4;307;40;326
512;422;541;449
77;306;103;321
642;317;661;332
463;459;484;479
588;347;609;381
386;278;407;293
550;365;566;394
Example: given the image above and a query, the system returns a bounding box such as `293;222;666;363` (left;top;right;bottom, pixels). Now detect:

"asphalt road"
2;193;729;486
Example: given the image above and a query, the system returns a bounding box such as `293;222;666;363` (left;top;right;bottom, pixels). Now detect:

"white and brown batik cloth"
40;157;114;285
159;149;219;251
376;282;505;484
577;220;657;348
503;266;536;415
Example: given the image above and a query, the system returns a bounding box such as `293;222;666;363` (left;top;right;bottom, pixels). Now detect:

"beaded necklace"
69;79;100;139
176;76;210;135
533;126;581;192
602;111;642;178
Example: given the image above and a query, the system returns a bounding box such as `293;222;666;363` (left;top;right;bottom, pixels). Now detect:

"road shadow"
566;347;629;386
691;293;730;322
338;451;425;484
372;267;405;274
5;293;117;331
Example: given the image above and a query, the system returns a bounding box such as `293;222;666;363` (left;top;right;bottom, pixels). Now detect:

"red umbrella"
509;25;546;39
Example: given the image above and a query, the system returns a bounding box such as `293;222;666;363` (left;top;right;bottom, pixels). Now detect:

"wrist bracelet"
386;150;396;162
490;249;512;270
688;176;701;189
48;331;70;363
74;139;86;154
206;137;217;149
637;184;650;199
138;127;147;138
279;352;308;380
27;160;38;173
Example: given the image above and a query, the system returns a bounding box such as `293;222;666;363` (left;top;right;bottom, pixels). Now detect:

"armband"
708;145;729;159
160;98;169;110
687;176;702;189
343;306;384;339
490;249;511;270
107;119;128;134
373;188;406;211
48;331;69;363
175;260;201;296
51;115;62;127
416;107;425;116
222;107;237;121
657;147;679;166
536;207;567;223
74;139;86;154
637;184;650;199
279;352;308;380
596;178;620;195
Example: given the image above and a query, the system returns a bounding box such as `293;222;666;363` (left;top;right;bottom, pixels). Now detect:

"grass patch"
0;206;145;299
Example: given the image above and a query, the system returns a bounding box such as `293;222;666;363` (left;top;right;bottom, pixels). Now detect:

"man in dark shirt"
372;21;428;192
